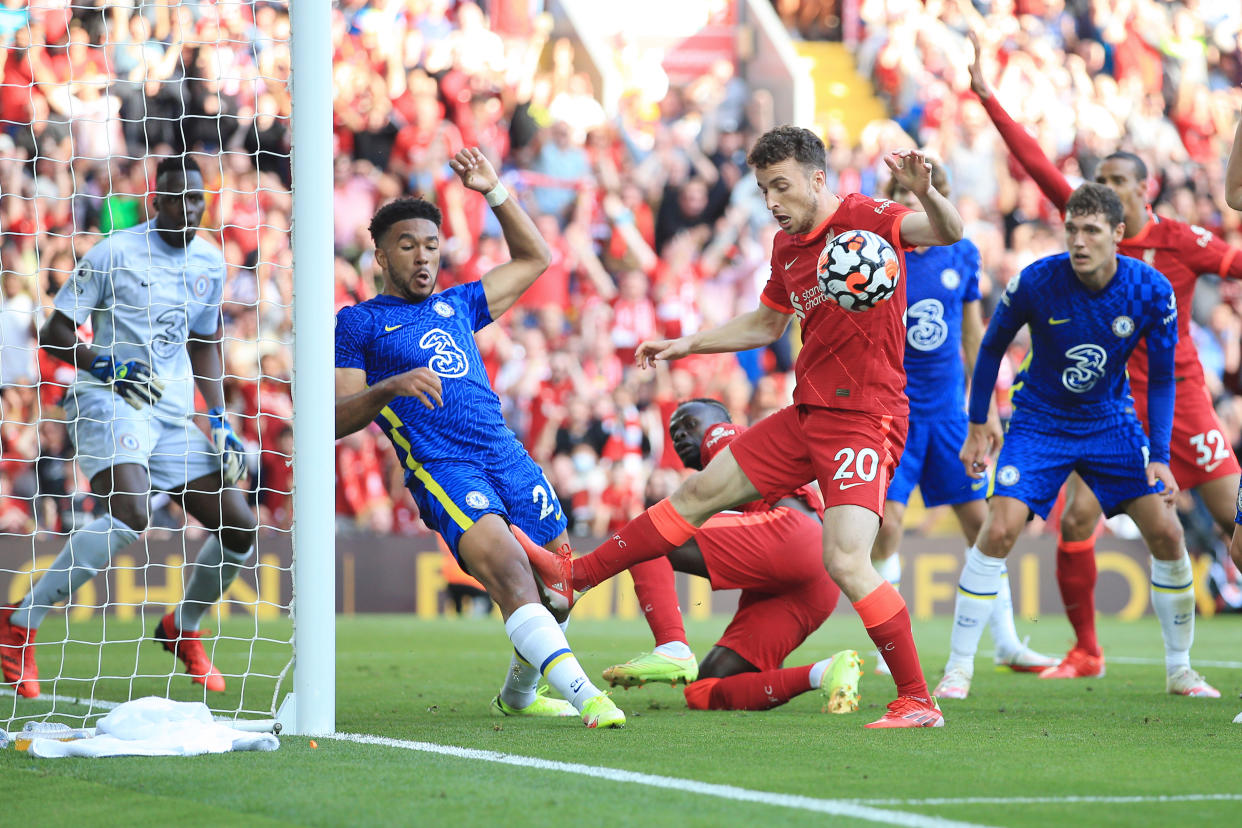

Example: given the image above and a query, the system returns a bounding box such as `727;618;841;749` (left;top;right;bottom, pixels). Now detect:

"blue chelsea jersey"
903;239;981;412
990;253;1177;419
335;281;521;469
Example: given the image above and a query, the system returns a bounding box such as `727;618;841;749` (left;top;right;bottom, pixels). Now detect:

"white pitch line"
854;794;1242;806
0;688;124;716
329;732;992;828
1107;656;1242;670
0;689;275;731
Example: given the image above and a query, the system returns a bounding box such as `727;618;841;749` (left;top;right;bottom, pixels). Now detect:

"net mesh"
0;1;293;729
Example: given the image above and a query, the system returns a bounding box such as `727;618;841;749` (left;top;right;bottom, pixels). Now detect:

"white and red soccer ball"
816;229;900;312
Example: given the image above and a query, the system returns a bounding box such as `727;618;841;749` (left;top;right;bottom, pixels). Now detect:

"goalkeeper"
0;156;255;699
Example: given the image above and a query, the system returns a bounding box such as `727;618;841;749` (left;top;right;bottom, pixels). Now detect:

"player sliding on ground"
531;398;864;713
941;183;1218;700
532;126;964;728
968;32;1242;683
0;156;256;699
334;147;624;729
868;159;1054;677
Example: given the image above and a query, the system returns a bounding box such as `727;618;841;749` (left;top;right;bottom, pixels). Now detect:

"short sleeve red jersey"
1121;214;1242;386
760;193;913;415
700;422;825;516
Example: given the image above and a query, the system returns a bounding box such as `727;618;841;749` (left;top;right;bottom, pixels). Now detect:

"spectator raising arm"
1227;117;1242;212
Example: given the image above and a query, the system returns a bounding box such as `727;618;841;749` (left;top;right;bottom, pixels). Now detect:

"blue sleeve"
967;270;1030;423
335;306;368;371
460;280;494;332
1143;282;1178;465
962;242;981;303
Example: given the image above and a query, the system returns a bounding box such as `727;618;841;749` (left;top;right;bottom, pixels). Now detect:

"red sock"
683;666;814;711
855;582;929;701
628;557;686;646
1056;537;1100;656
572;499;697;591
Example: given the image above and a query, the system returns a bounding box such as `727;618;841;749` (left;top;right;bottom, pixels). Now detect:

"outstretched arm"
634;303;791;368
967;31;1074;212
449;148;553;319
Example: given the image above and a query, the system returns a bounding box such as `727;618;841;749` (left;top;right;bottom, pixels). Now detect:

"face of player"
1065;211;1124;284
754;159;826;235
377;218;441;303
153;170;206;248
669;403;723;471
1093;158;1147;227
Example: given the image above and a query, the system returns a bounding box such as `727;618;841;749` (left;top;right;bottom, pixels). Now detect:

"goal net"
0;1;308;733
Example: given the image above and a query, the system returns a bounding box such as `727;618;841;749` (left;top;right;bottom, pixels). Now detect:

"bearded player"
968;33;1242;682
533;126;963;728
335;148;623;729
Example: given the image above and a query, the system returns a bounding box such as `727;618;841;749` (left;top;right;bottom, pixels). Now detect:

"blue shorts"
887;409;986;508
406;448;567;560
991;406;1159;519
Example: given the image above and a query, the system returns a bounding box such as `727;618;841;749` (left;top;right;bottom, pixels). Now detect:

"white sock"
1150;553;1194;674
654;641;692;659
499;652;541;709
946;546;1005;672
989;566;1023;657
505;603;601;710
875;552;901;587
175;536;253;631
809;656;835;688
11;516;138;629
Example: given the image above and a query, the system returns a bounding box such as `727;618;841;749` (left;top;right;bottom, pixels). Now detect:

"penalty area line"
330;731;993;828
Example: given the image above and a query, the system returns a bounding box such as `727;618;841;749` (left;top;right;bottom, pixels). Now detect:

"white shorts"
64;388;222;492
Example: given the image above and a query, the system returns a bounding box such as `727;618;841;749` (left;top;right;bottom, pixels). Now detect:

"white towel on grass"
31;697;280;758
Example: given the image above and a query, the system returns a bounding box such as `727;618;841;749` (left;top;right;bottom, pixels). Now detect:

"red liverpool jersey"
699;422;825;515
1121;215;1242;386
760;193;913;415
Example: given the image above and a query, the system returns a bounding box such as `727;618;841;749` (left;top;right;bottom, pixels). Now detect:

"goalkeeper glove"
89;356;165;409
208;406;247;485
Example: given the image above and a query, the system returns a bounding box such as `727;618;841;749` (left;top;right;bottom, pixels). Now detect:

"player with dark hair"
870;161;1055;676
532;125;964;728
574;398;862;713
335;147;625;729
940;182;1218;700
0;155;256;698
968;34;1242;682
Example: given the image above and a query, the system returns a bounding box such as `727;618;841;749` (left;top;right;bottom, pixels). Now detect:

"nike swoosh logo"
784;258;799;270
971;480;987;490
384;324;403;332
1048;317;1071;325
1204;459;1226;473
839;481;867;490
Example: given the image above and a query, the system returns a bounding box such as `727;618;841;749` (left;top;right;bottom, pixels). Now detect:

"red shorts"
728;405;907;518
1133;381;1240;490
697;506;839;671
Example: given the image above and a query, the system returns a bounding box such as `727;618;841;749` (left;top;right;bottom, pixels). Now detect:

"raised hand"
966;30;990;99
884;149;935;198
448;147;499;195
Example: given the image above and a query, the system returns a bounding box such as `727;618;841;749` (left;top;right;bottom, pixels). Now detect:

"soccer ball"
816;229;901;312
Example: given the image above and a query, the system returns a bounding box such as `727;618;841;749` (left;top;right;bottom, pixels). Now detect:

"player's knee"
1059;505;1096;542
683;677;721;710
108;500;149;534
1144;519;1184;559
220;525;257;557
980;519;1020;556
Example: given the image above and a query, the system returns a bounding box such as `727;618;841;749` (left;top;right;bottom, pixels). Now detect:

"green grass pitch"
2;612;1239;827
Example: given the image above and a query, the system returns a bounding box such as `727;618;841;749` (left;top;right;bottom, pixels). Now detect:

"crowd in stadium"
1;0;1241;570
